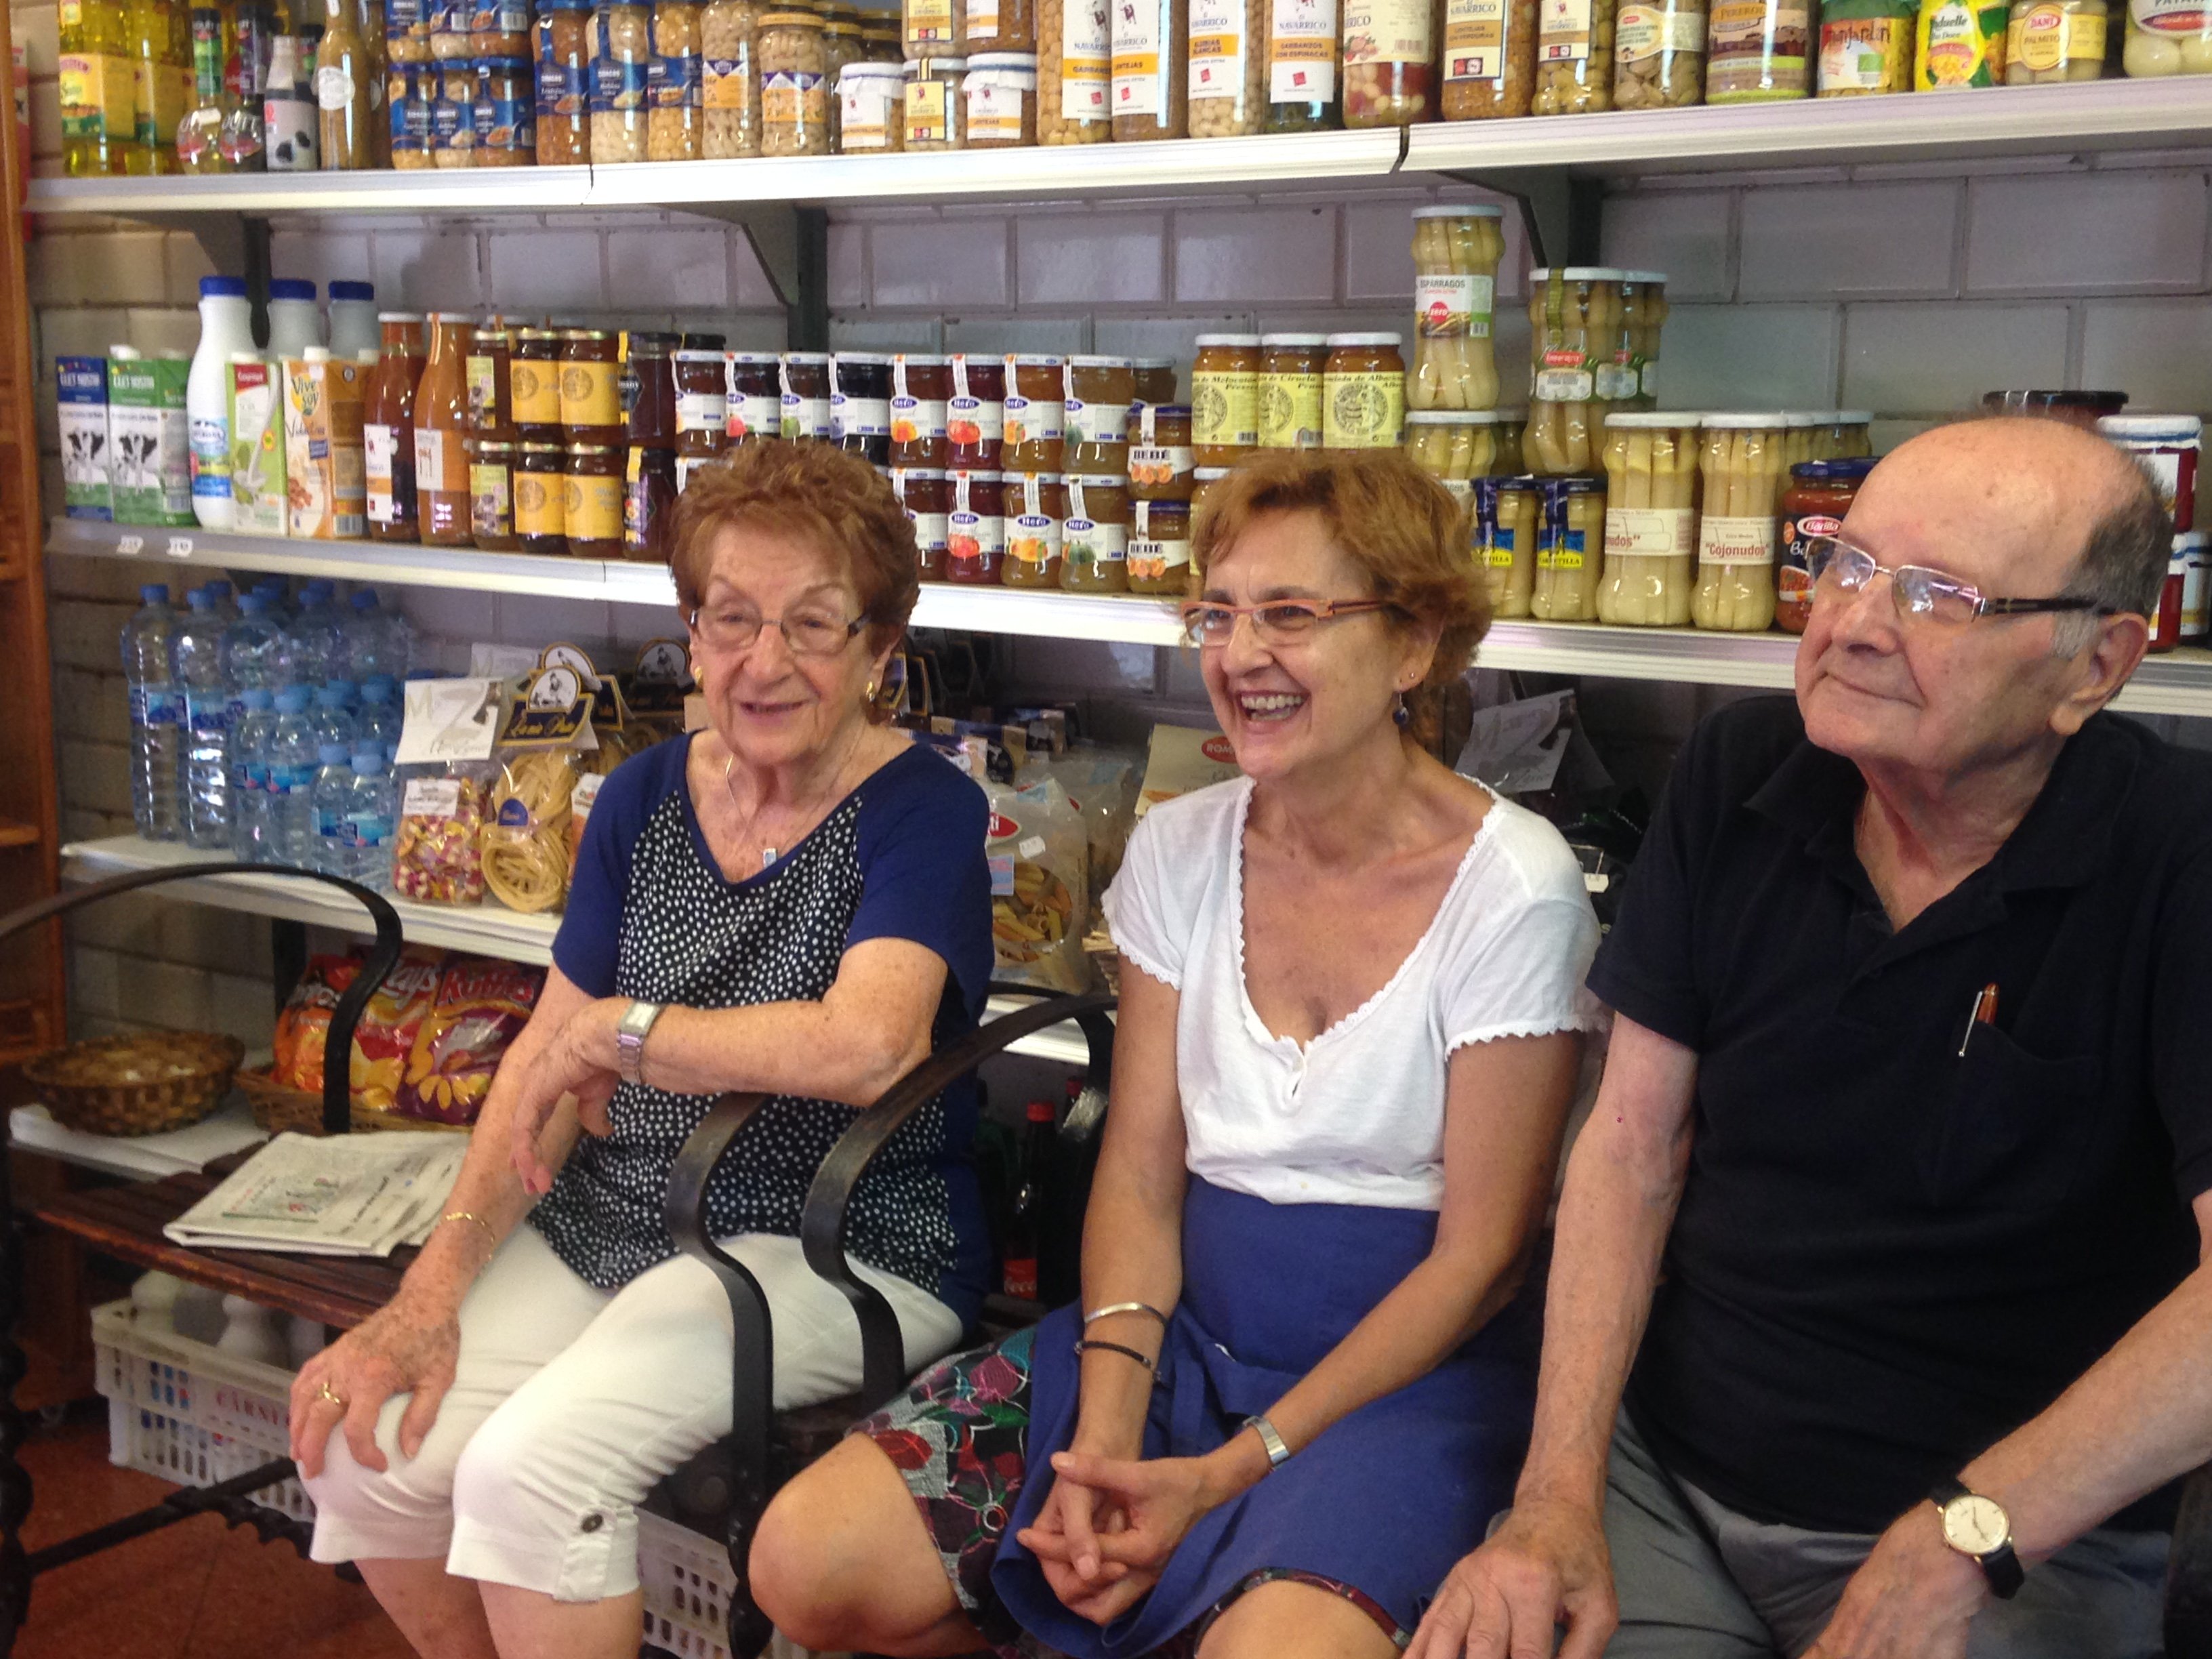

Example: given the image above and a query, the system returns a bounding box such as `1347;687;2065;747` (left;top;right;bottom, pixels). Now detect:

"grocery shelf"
59;836;1098;1065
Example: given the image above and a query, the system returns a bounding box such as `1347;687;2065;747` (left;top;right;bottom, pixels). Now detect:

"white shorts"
301;1222;964;1603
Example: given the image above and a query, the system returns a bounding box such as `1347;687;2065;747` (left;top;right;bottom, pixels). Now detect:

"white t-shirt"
1102;777;1604;1211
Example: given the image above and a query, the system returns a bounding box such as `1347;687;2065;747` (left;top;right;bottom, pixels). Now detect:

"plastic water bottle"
200;578;238;621
254;577;291;615
309;743;356;876
309;682;357;754
175;588;233;851
228;689;280;863
343;747;396;890
224;591;286;697
285;582;345;685
344;588;411;680
266;279;325;359
121;583;184;842
355;675;400;758
266;687;319;866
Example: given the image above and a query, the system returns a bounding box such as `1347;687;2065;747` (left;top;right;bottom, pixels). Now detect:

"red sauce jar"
1777;459;1876;636
949;354;1006;470
2150;547;2188;654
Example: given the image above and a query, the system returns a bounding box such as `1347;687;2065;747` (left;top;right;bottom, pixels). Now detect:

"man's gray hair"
2053;453;2173;655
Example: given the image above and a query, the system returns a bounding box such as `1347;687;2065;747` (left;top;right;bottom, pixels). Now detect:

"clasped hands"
1016;1445;1248;1626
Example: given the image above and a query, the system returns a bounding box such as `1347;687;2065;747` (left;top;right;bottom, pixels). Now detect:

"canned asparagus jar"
1694;412;1788;632
1003;470;1066;586
1410;205;1504;413
1323;333;1407;450
1475;474;1538;617
1061;472;1132;591
1530;474;1607;621
1495;407;1526;474
1524;267;1623;475
1259;335;1328;451
1596;412;1700;627
1192;335;1262;464
1405;410;1499;499
1612;271;1668;407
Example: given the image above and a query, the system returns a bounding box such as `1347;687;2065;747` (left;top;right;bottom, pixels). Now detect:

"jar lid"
782;350;830;363
1068;354;1132;367
759;9;823;24
966;56;1038;79
1412;204;1504;220
894;352;950;365
1620;270;1668;285
629;331;680;353
1831;411;1872;424
674;348;728;363
377;310;426;322
839;60;903;77
731;351;781;364
1527;267;1627;283
1789;458;1879;482
1701;412;1791;429
565;327;613;341
1193;334;1262;348
1136;403;1193;418
1193;467;1231;480
1408;409;1500;425
1260;333;1329;348
903;56;968;70
1070;472;1129;486
834;350;893;365
1136;499;1189;521
2098;414;2205;438
825;18;862;33
1602;411;1699;428
516;326;560;340
565;443;619;455
1134;356;1176;368
1984;389;2128;411
1009;353;1067;365
1325;332;1404;347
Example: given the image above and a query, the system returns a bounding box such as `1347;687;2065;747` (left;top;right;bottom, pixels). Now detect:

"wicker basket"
1082;932;1122;996
23;1031;244;1137
232;1067;472;1137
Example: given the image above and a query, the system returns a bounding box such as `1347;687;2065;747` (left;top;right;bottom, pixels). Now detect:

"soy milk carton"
227;353;287;534
56;354;111;520
106;347;194;526
283;350;368;539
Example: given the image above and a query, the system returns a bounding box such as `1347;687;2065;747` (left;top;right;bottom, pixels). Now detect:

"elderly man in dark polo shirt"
1408;415;2212;1659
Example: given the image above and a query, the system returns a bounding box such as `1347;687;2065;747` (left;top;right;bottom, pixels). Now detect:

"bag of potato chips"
984;777;1088;994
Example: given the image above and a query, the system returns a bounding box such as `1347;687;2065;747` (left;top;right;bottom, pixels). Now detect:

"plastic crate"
637;1511;830;1659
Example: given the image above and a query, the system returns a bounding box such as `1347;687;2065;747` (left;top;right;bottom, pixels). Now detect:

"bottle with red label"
1000;1097;1055;1301
1776;456;1875;634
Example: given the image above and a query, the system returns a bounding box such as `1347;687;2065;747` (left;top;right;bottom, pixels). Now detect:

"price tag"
115;533;144;556
164;535;194;559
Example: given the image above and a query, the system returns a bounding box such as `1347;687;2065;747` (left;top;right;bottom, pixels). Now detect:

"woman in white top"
750;449;1603;1659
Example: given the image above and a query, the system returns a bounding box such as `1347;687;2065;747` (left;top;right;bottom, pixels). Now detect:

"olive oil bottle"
60;0;145;175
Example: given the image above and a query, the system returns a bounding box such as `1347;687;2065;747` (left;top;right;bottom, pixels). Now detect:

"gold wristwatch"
1929;1477;2024;1599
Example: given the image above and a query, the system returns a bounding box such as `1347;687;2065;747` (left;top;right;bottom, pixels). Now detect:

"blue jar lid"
199;276;247;299
1790;458;1880;483
329;280;375;302
268;278;318;302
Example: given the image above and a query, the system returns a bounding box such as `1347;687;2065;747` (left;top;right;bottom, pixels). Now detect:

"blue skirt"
987;1177;1540;1657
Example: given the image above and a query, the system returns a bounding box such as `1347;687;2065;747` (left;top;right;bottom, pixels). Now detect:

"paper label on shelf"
1112;0;1167;115
571;771;606;819
2133;0;2204;30
1344;0;1435;62
1269;0;1339;98
1189;0;1248;97
414;427;468;493
365;422;405;523
1416;272;1493;340
903;77;951;144
402;777;463;819
1817;14;1908;88
966;73;1029;138
1698;514;1778;565
1445;0;1509;76
1604;506;1695;557
907;0;957;43
970;0;1005;34
841;73;897;145
1616;1;1705;57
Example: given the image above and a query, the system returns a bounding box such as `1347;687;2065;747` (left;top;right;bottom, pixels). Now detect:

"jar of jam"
1191;466;1230;580
628;331;679;448
626;443;678;561
674;348;729;488
1191;334;1261;463
2152;546;2188;653
1128;403;1193;501
516;441;568;553
728;352;780;443
893;466;951;578
512;328;565;443
1258;333;1327;451
1322;331;1406;449
832;350;893;464
1004;354;1066;471
466;323;516;436
1128;497;1191;594
470;438;519;549
891;354;953;466
1003;470;1065;587
1061;472;1130;592
1777;457;1875;635
947;468;1006;583
1064;356;1133;476
2186;531;2211;642
561;328;623;443
949;354;1006;468
1133;357;1177;407
779;351;832;440
565;442;626;556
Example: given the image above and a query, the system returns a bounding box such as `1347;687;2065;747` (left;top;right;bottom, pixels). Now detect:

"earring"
1394;692;1411;729
865;676;880;703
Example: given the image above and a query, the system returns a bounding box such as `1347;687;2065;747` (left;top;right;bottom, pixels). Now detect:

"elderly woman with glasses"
289;443;993;1659
750;448;1603;1659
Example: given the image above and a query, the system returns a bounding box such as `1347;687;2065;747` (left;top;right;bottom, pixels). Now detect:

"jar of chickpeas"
647;0;705;157
591;0;653;160
1441;0;1535;114
1342;0;1442;123
1523;267;1622;476
1265;0;1343;126
1113;0;1187;135
701;0;760;153
1694;413;1788;632
964;51;1038;140
1532;0;1617;110
1189;0;1269;134
1040;0;1113;138
760;10;832;150
536;0;594;159
838;58;905;144
903;54;967;144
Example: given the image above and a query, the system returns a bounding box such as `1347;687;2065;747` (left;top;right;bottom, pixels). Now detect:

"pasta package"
984;777;1089;993
1017;749;1141;888
1135;722;1245;817
396;957;546;1124
481;667;600;915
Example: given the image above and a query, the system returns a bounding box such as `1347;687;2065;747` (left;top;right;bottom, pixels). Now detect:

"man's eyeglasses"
687;605;867;657
1178;598;1399;649
1803;536;2121;628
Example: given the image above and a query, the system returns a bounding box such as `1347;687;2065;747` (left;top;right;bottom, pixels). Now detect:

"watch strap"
615;1000;663;1086
1928;1479;2025;1599
1243;1414;1291;1470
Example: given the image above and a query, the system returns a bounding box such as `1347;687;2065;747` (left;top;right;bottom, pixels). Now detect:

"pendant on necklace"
762;847;777;868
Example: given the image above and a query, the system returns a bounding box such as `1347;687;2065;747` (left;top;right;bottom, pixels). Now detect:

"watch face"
1943;1494;2009;1555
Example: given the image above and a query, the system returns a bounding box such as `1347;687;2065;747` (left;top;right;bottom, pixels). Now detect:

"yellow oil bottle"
60;0;146;175
125;0;189;173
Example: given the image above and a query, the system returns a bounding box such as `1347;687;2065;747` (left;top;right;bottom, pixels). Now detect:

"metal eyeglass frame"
1176;598;1399;649
1802;535;2125;625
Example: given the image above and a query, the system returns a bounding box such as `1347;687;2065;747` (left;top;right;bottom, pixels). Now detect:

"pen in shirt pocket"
1957;983;1999;1059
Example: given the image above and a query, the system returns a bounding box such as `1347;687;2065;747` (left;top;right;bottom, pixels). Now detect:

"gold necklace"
724;752;777;868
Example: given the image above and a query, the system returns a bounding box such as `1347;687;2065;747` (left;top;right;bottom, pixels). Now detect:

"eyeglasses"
1803;536;2121;628
1177;598;1399;649
687;604;867;657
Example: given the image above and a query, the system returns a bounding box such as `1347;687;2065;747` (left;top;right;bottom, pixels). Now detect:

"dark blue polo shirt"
1589;696;2212;1535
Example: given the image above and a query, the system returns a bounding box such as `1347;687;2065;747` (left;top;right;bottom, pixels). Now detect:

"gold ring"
317;1381;348;1409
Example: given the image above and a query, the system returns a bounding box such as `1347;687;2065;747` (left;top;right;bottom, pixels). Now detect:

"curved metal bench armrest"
0;864;406;1136
798;989;1118;1406
664;1092;777;1467
2167;1463;2212;1658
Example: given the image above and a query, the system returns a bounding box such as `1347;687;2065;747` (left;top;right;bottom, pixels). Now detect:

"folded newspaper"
165;1132;470;1258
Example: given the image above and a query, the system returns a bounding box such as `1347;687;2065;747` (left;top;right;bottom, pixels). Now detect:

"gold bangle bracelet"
440;1210;497;1248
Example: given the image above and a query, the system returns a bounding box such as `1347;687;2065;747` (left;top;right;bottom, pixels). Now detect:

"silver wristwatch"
615;1000;663;1086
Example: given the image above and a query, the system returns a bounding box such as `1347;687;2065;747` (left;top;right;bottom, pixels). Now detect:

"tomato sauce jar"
1777;457;1876;636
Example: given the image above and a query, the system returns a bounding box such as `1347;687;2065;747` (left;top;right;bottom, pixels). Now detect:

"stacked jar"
1595;411;1700;626
1531;0;1617;110
433;60;480;163
1040;0;1113;141
760;9;832;152
832;351;894;464
823;11;867;141
591;0;652;159
675;347;730;490
1530;475;1607;620
966;51;1038;142
950;354;1007;469
1113;0;1186;136
1004;469;1066;586
1615;271;1667;406
1442;0;1536;116
560;328;624;546
839;60;905;146
1694;413;1788;632
1524;267;1621;474
392;57;438;167
893;465;951;578
1322;332;1406;449
702;0;760;155
726;352;780;443
626;331;681;561
1005;355;1068;469
1063;471;1132;590
647;0;705;157
1404;409;1498;498
1263;0;1343;125
893;354;954;465
947;469;1006;581
1192;335;1260;466
903;54;966;145
1129;402;1195;504
1475;474;1540;617
1614;0;1704;104
535;0;592;161
1343;0;1441;123
474;52;535;163
1065;356;1133;474
1187;0;1269;134
1258;333;1328;451
1410;205;1504;413
781;351;833;439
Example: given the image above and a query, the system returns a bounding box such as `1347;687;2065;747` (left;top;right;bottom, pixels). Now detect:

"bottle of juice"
365;313;425;543
61;0;144;175
312;0;369;165
177;0;231;169
413;314;474;547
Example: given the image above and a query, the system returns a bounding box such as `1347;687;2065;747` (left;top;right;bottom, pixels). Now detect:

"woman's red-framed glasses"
1178;598;1398;648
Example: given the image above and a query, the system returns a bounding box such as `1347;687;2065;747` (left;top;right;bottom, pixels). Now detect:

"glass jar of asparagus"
1525;267;1624;475
1405;411;1499;494
1410;205;1505;413
1530;474;1607;621
1694;413;1788;632
1494;406;1526;474
1475;474;1539;619
1596;412;1700;627
1612;270;1668;409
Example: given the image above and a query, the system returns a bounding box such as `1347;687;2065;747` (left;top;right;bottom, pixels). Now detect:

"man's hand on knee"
1802;1504;1985;1659
1405;1497;1617;1659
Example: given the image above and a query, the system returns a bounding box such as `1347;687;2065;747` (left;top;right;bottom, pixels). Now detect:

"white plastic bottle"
327;280;378;360
188;276;254;531
266;278;324;359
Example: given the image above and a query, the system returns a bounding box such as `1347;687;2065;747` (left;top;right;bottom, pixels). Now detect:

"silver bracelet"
1082;1300;1169;1327
1243;1414;1292;1470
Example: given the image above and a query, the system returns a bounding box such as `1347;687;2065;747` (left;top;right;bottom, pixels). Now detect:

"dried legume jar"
964;49;1038;140
1343;0;1442;123
647;0;705;157
904;0;962;54
759;9;830;152
1040;0;1112;138
591;0;653;159
1265;0;1343;127
701;0;761;154
433;59;481;163
1441;0;1536;115
838;60;905;144
535;0;593;160
968;0;1036;52
1188;0;1269;133
474;54;535;161
1530;0;1617;111
1112;0;1187;136
903;54;966;144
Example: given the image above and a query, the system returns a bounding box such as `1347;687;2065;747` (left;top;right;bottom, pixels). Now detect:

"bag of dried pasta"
983;776;1088;994
480;668;598;916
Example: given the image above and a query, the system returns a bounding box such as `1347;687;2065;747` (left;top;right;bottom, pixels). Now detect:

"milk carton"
106;348;194;526
282;350;368;539
227;353;287;534
57;354;112;520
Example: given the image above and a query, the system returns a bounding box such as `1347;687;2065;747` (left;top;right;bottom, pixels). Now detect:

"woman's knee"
301;1396;459;1554
750;1439;951;1650
1196;1580;1401;1659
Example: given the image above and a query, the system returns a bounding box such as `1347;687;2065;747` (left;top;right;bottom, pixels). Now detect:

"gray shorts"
1602;1409;2169;1659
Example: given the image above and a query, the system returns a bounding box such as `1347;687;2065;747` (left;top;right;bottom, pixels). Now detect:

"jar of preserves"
1189;0;1268;134
1113;0;1186;136
471;438;518;549
1475;475;1538;617
1005;354;1068;469
1040;0;1113;140
838;58;906;144
949;355;1006;468
1190;465;1231;579
433;59;481;163
591;0;653;159
2184;530;2210;640
1322;332;1406;449
1596;412;1700;627
903;0;962;55
516;441;568;554
760;10;830;151
893;466;952;578
1914;0;2007;85
466;322;516;436
1192;335;1261;464
1265;0;1344;125
728;352;781;443
1405;410;1498;495
1495;405;1526;474
1530;474;1606;621
966;48;1038;137
969;0;1037;52
1343;0;1441;123
947;468;1007;581
535;0;592;161
1129;403;1195;501
675;350;731;489
1062;472;1132;592
626;443;678;561
2095;413;2200;531
1258;334;1328;451
1776;456;1874;634
1128;498;1193;594
1817;0;1911;91
903;53;967;143
1443;0;1536;114
832;351;894;464
628;332;680;451
565;442;626;556
1532;0;1617;109
1694;413;1787;632
891;354;953;466
780;351;833;441
1004;470;1067;585
1524;267;1621;474
1410;206;1503;413
511;329;563;443
1706;0;1810;98
1134;359;1179;407
1065;355;1134;474
2008;0;2103;78
647;0;705;157
1614;0;1704;103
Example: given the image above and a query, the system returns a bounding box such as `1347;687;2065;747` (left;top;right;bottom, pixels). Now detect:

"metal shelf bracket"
668;199;828;350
